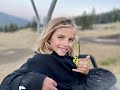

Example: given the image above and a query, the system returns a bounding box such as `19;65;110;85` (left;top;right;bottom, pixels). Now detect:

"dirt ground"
0;26;120;88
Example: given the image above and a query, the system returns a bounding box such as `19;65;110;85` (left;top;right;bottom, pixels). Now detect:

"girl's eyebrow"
56;34;65;36
57;34;75;39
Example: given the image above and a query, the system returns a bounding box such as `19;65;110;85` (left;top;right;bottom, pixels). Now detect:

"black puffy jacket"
0;52;116;90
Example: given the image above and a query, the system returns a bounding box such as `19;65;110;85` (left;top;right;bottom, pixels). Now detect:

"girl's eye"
58;37;64;39
69;38;74;42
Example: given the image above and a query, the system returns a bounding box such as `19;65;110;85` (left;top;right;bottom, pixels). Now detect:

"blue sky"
0;0;120;21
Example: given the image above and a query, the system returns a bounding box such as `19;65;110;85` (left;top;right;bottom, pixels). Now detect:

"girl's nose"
63;40;69;46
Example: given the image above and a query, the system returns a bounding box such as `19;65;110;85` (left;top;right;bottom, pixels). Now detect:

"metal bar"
43;0;57;26
31;0;40;41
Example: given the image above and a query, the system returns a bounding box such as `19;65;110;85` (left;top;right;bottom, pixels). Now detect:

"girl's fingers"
85;55;90;61
72;69;80;72
50;85;58;90
72;55;90;74
78;55;90;65
72;68;86;72
52;80;57;87
72;68;88;74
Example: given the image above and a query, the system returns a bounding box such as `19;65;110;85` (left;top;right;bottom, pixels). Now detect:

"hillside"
0;12;30;27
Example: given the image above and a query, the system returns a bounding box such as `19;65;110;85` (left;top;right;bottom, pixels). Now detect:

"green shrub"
101;57;120;66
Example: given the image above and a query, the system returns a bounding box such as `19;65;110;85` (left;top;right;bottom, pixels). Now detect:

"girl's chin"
58;54;66;56
57;52;67;56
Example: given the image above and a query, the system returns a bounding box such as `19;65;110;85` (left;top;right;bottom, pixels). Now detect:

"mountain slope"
0;12;30;27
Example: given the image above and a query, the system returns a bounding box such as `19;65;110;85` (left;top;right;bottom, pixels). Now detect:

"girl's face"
49;27;76;56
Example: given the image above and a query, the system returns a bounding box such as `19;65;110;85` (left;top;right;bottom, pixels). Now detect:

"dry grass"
0;56;28;81
0;28;37;50
93;22;120;31
78;29;120;38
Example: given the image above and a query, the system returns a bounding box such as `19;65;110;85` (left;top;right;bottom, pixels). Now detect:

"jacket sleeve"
0;56;47;90
0;71;46;90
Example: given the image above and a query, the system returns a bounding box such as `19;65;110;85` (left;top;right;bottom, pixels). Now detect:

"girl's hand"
72;55;90;75
42;77;58;90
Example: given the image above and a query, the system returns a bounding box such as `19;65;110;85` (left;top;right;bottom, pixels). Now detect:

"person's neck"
51;51;67;58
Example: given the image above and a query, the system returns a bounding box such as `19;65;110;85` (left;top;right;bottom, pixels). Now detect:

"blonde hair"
36;17;80;57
